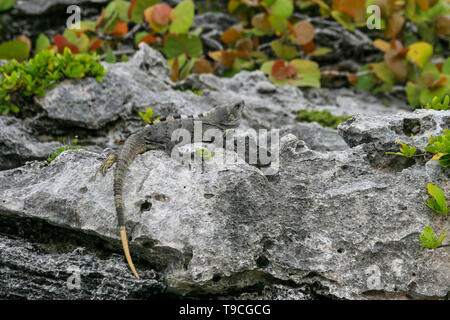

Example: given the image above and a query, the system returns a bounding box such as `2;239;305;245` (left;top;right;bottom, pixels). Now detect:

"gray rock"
35;44;174;130
0;234;164;299
1;109;448;299
281;122;349;152
0;116;61;170
15;0;108;15
338;109;450;172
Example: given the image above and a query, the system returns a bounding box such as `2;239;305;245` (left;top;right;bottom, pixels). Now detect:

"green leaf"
419;225;447;249
268;14;287;34
105;0;130;21
105;48;116;63
270;0;294;18
35;34;51;54
130;0;160;23
427;183;448;214
163;34;202;59
372;62;396;84
331;10;355;31
354;64;377;90
443;57;450;75
0;0;15;11
0;40;30;60
271;40;298;60
169;0;195;35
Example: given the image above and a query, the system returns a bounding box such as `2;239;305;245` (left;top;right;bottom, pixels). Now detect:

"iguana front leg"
96;154;118;177
96;143;165;177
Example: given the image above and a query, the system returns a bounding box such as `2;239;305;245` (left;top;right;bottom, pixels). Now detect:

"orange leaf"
416;0;429;12
429;76;447;88
138;34;156;45
347;73;358;85
192;59;214;74
292;20;315;45
89;38;103;52
111;21;128;37
436;15;450;35
208;50;235;69
221;27;242;45
333;0;366;23
151;3;172;26
385;13;405;38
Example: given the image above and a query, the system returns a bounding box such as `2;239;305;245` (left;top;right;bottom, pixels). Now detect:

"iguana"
97;101;245;279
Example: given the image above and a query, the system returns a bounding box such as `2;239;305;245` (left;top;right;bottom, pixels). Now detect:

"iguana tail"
114;133;147;280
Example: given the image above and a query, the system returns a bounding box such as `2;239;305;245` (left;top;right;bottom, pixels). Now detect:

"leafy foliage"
426;183;448;214
419;225;447;249
138;107;158;124
0;48;105;115
424;129;450;167
297;109;352;129
424;95;449;110
47;139;87;163
386;135;417;158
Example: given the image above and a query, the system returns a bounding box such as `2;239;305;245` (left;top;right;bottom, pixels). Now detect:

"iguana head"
202;100;245;129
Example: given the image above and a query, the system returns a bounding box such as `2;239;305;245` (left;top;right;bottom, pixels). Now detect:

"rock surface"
0;45;448;300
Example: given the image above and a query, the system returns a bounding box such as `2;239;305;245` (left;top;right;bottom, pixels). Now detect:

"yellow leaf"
432;153;443;160
373;39;391;52
407;42;433;68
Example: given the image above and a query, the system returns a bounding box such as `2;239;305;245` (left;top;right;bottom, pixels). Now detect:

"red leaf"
53;34;80;54
151;3;172;26
301;41;316;54
271;60;288;81
285;64;297;78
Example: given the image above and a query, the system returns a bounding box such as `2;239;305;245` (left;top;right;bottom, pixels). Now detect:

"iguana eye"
229;114;236;121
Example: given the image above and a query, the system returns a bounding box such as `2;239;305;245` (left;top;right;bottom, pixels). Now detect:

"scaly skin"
98;101;245;279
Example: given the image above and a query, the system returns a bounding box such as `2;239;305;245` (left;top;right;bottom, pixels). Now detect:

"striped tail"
114;133;146;279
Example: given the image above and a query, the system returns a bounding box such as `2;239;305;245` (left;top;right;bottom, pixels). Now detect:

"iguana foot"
96;154;117;177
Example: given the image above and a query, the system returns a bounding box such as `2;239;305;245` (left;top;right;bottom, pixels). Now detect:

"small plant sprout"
138;107;157;124
419;225;447;249
424;95;449;111
386;134;416;158
426;183;449;215
195;147;214;159
424;130;450;167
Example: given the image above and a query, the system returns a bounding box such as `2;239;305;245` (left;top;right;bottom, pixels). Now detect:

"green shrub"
297;109;352;129
0;48;105;115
